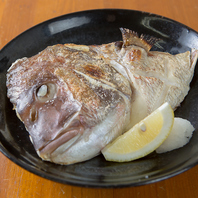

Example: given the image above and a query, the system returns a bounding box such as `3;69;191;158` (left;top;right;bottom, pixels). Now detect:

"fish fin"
120;28;160;52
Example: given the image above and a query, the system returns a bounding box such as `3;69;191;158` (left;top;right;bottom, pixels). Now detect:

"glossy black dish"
0;9;198;188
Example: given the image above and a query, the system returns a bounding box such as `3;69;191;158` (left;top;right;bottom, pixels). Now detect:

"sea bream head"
6;44;132;164
7;28;198;165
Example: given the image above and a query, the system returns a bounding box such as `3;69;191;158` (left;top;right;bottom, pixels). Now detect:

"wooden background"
0;0;198;197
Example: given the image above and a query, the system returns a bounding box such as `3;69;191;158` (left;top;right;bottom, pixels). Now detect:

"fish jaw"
43;102;130;165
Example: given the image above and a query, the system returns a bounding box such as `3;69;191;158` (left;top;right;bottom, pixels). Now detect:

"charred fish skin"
6;28;198;165
6;43;132;164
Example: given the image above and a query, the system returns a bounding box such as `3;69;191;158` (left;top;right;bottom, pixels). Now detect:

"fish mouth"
38;128;82;160
38;111;84;158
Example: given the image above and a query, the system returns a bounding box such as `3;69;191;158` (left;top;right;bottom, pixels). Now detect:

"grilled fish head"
6;44;132;164
7;28;197;165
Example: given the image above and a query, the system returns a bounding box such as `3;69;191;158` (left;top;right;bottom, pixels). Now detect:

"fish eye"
36;83;56;102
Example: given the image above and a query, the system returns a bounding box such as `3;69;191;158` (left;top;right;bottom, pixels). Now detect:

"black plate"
1;9;198;188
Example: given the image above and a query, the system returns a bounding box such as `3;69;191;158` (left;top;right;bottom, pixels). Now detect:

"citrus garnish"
102;102;174;162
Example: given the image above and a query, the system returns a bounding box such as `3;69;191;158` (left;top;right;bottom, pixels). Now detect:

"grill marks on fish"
127;49;142;61
83;64;105;78
6;28;198;165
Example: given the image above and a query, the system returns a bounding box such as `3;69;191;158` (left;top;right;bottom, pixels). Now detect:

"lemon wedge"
102;102;174;162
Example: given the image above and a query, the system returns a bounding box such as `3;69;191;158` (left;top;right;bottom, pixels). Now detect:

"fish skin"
6;28;198;164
